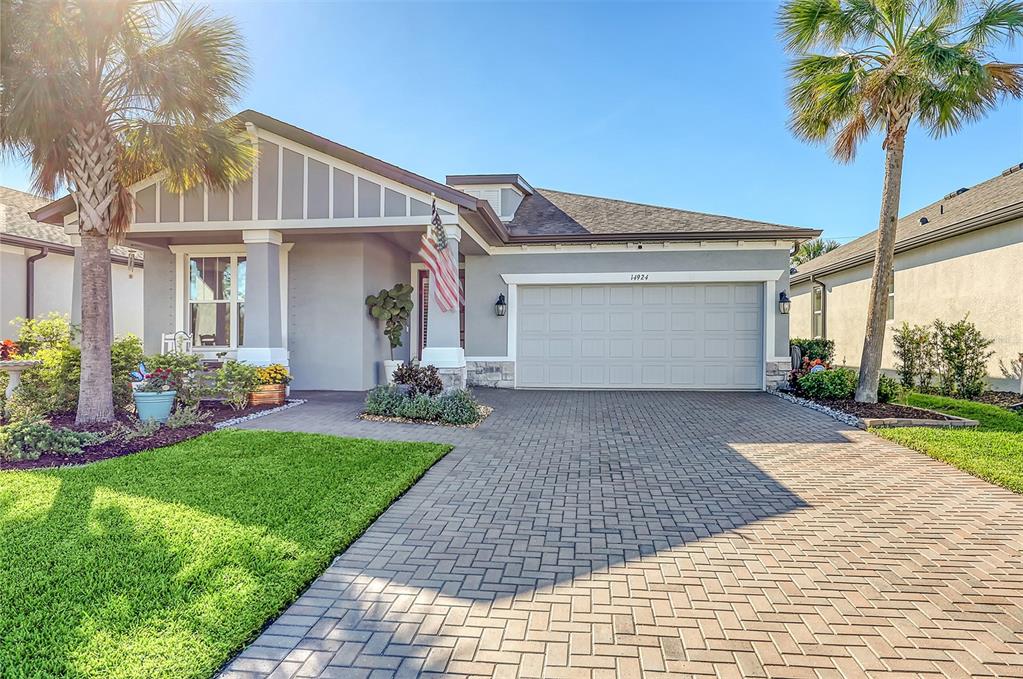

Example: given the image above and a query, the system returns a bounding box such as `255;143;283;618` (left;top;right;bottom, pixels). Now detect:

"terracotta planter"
249;383;286;407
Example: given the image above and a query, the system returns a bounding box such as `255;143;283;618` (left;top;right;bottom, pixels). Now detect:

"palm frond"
965;0;1023;47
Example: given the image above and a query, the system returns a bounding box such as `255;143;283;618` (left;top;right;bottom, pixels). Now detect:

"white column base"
235;347;289;366
420;346;465;369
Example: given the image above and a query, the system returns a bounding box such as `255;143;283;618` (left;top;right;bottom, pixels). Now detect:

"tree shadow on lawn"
0;430;450;679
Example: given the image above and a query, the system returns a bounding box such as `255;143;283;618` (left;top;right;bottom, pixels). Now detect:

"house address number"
630;273;649;281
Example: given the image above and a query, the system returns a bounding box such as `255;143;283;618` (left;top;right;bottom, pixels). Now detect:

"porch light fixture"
778;291;792;315
495;293;507;317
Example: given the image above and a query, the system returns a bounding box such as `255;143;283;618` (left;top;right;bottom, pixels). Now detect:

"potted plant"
251;364;291;407
366;283;414;384
132;367;178;423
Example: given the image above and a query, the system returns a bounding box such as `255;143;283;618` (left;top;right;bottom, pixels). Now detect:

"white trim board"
501;270;784;285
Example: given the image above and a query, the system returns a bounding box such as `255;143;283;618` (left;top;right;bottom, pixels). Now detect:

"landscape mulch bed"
973;391;1023;409
812;399;955;421
1;402;282;471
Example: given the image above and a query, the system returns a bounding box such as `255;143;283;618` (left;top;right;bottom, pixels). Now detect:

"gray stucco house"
30;111;819;391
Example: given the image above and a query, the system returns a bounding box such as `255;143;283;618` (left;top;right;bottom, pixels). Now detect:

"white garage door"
516;283;764;389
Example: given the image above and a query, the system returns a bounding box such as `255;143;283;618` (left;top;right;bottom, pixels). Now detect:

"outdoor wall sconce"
778;291;792;315
495;293;507;317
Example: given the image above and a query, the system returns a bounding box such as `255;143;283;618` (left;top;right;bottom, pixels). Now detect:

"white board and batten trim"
498;269;787;390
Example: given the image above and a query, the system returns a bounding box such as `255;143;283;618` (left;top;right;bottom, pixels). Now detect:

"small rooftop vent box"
446;174;534;221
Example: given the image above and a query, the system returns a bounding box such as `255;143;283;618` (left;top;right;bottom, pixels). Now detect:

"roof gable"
793;167;1023;282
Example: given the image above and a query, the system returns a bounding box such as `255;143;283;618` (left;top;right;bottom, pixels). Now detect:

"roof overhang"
791;201;1023;284
445;174;535;196
0;233;141;266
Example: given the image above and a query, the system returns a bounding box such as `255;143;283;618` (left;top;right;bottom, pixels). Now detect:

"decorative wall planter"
250;383;286;407
134;390;177;424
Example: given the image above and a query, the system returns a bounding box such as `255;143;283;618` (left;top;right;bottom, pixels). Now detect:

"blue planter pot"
134;390;177;424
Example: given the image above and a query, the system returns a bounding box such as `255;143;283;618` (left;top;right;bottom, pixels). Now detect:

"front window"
189;256;246;348
811;285;824;338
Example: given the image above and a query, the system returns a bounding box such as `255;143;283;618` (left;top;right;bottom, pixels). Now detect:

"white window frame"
187;254;245;350
811;285;824;338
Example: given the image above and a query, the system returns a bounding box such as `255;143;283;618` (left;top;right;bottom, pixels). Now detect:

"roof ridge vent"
1002;162;1023;176
942;187;969;200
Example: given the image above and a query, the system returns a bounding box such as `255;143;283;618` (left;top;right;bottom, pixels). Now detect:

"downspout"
25;246;49;319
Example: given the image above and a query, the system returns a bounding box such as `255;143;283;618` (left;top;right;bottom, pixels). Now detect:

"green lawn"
0;430;450;679
873;392;1023;494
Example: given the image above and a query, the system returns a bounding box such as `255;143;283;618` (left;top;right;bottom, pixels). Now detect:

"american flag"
418;199;462;312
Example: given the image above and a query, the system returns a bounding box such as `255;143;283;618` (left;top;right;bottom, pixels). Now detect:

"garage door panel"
642;312;667;331
609;312;634;332
520;287;546;306
609;287;634;305
734;284;761;304
580;312;605;332
704;311;731;331
609;338;634;358
580;338;605;358
517;283;763;389
580;287;606;305
734;310;759;331
520;312;547;333
549;312;574;332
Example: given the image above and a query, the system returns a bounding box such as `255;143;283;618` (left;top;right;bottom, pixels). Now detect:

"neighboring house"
1;186;144;339
791;165;1023;390
30;110;819;391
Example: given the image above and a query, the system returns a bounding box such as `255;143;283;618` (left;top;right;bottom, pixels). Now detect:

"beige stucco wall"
791;217;1023;390
0;246;143;340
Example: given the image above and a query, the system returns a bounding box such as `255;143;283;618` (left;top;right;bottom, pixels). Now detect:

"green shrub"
365;386;405;416
933;317;993;399
394;394;441;421
215;361;261;410
14;344;81;417
876;374;901;404
892;323;936;390
12;313;77;353
790;338;835;363
437;390;481;425
797;368;856;399
145;352;207;406
0;420;97;461
111;335;144;409
165;403;212;429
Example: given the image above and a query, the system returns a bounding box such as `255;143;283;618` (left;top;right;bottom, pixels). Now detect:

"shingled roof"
1;186;141;260
792;166;1023;283
505;188;820;241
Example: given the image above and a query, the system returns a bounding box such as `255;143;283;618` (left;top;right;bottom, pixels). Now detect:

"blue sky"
2;0;1020;242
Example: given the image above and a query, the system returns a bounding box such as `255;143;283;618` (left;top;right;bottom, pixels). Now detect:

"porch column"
236;229;287;366
421;224;466;390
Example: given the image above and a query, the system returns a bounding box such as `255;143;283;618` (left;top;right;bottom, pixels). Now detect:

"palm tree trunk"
855;128;907;403
69;122;117;424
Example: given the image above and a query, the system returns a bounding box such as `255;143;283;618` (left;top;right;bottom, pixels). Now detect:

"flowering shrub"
788;357;830;390
797;368;857;400
135;367;179;393
256;364;291;385
0;340;19;361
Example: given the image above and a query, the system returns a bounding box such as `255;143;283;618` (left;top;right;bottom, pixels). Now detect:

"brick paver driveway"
221;390;1023;678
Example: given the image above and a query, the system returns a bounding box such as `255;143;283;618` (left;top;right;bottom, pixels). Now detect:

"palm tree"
792;237;842;265
779;0;1023;402
1;0;252;423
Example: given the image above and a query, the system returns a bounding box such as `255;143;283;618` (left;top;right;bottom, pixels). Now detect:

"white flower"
162;385;170;391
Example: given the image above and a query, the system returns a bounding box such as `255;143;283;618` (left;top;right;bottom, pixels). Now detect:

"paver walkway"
221;390;1023;678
